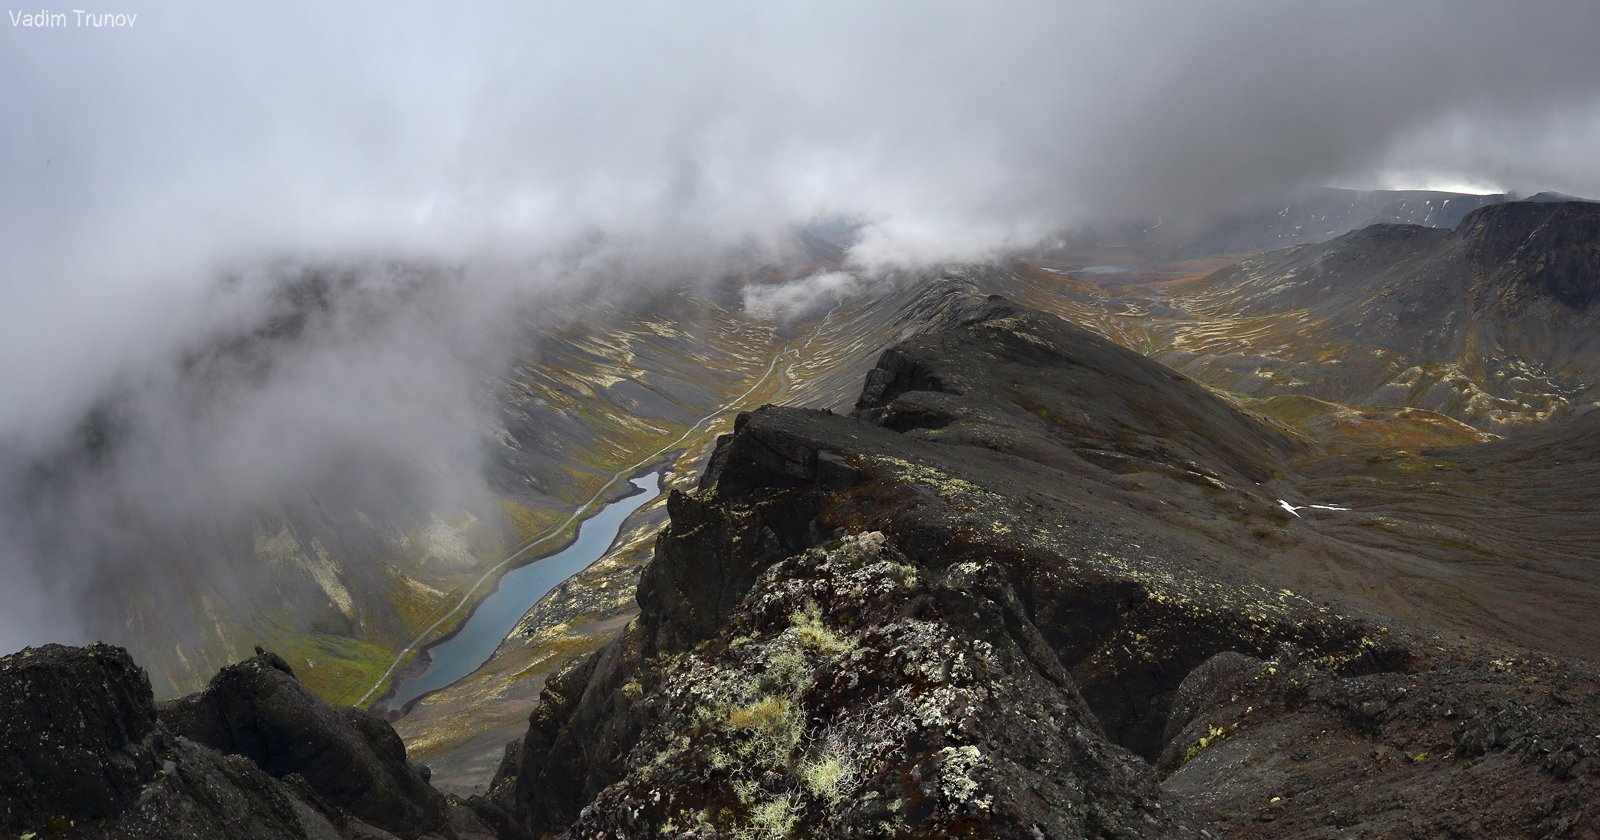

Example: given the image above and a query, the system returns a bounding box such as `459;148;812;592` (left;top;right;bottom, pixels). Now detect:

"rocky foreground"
5;277;1599;838
0;642;512;838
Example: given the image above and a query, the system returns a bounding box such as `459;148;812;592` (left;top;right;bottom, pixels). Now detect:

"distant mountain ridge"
1045;186;1523;259
1175;186;1515;254
1156;199;1600;428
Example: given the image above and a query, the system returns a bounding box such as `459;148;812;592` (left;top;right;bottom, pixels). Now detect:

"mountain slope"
1048;187;1512;260
1156;200;1600;428
486;274;1600;837
6;270;1599;837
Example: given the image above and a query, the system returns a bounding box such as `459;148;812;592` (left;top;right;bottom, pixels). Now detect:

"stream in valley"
384;471;663;712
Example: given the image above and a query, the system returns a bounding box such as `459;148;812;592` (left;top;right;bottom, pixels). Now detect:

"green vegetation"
497;500;567;542
798;749;850;805
1182;723;1237;765
790;601;852;657
256;615;397;705
736;795;798;840
1248;394;1491;451
727;696;798;738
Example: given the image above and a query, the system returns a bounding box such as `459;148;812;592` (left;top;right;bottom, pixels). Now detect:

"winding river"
384;472;663;712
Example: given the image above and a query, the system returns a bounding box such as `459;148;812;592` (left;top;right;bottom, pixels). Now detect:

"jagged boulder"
160;650;452;839
0;644;378;839
0;643;160;834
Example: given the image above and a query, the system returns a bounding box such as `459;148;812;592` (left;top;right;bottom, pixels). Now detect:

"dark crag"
0;643;510;839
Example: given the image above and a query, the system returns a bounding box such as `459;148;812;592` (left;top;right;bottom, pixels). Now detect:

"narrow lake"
385;471;663;712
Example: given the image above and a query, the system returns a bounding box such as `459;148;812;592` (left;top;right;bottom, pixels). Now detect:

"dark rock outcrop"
1160;647;1600;836
0;643;504;839
160;651;452;838
0;643;160;834
568;532;1204;838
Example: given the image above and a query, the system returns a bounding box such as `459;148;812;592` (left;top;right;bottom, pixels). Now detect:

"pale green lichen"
798;748;852;805
735;794;797;840
791;602;853;657
1182;723;1236;764
937;744;993;811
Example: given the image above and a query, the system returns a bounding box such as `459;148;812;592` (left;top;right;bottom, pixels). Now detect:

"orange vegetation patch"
1252;394;1495;452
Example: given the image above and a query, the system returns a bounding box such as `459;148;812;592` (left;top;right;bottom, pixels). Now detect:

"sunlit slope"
1153;200;1600;429
1011;200;1600;433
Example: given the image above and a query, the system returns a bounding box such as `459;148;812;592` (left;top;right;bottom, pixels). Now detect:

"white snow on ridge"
1278;500;1352;517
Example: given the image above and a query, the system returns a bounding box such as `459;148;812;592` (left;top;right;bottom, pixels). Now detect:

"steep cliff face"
1460;198;1600;311
497;283;1600;837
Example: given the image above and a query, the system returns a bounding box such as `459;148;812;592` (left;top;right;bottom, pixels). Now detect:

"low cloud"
742;271;862;323
4;1;1600;653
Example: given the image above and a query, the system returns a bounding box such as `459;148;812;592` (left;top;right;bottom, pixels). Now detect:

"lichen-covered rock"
567;532;1206;838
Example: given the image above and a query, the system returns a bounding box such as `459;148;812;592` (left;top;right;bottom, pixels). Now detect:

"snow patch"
1279;500;1352;517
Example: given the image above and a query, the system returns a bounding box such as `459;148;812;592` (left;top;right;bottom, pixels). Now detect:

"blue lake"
385;472;662;711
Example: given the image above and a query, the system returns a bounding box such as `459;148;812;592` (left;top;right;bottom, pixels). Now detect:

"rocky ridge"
490;278;1600;837
5;268;1599;838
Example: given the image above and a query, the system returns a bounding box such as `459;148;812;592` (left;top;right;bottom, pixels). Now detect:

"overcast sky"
3;0;1600;653
6;1;1600;400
